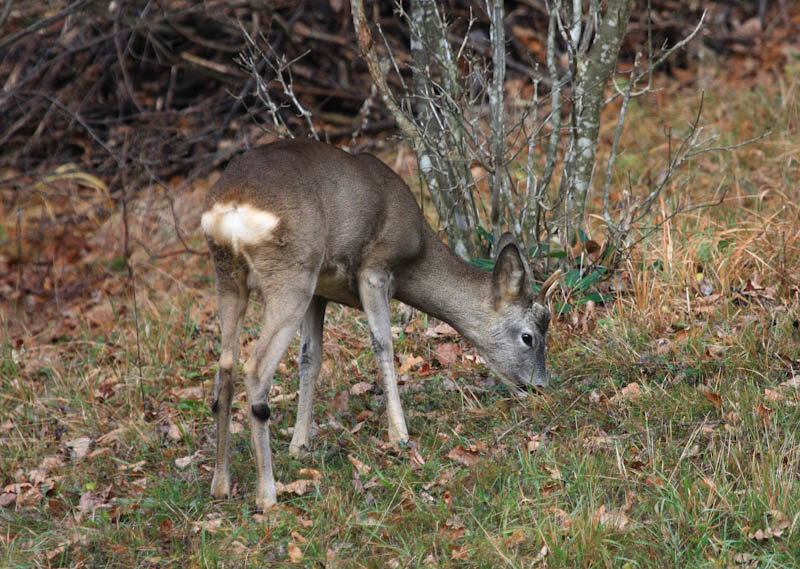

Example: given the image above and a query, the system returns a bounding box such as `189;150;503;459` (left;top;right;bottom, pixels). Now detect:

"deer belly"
315;268;362;308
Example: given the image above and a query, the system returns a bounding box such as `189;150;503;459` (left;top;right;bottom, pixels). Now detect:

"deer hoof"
210;472;231;499
289;443;306;457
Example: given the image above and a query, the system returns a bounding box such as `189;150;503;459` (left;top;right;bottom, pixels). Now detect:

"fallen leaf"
426;322;459;337
705;344;727;358
700;391;722;409
526;433;542;452
655;337;672;355
588;390;607;405
331;389;350;414
166;423;181;441
547;507;571;530
230;540;250;555
65;437;92;459
747;511;789;542
77;485;113;518
0;492;16;507
350;381;373;395
398;354;424;374
442;489;452;505
275;469;322;496
297;468;322;482
543;464;562;480
503;530;525;549
585;239;602;262
270;390;298;404
288;541;304;562
450;545;469;560
85;302;115;327
39;456;65;471
408;447;426;469
355;410;373;422
446;446;480;468
276;478;319;496
593;504;632;530
192;518;224;534
97;427;125;447
610;383;641;403
347;454;371;476
119;459;146;472
724;411;741;425
756;402;774;424
435;343;461;366
440;520;466;541
172;386;204;400
442;514;465;536
291;530;308;544
175;454;195;469
764;388;783;402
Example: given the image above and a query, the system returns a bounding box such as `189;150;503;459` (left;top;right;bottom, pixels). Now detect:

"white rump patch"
201;202;279;255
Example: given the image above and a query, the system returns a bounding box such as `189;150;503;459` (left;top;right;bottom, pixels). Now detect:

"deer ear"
494;232;519;262
492;241;531;306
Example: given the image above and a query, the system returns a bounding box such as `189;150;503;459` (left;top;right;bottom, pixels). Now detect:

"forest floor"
3;24;800;569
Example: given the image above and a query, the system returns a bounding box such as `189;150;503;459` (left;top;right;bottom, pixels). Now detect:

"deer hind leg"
289;296;327;456
358;268;408;444
243;279;314;510
209;246;249;500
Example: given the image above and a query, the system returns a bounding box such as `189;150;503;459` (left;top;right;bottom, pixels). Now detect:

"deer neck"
394;227;491;342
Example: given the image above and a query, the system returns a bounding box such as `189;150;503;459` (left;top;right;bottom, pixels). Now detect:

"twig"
120;137;146;407
0;0;13;28
0;0;88;50
603;54;638;227
685;129;772;158
540;390;589;436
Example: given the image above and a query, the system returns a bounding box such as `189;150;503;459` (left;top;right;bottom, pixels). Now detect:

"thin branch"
0;0;88;50
685;129;771;157
603;55;638;228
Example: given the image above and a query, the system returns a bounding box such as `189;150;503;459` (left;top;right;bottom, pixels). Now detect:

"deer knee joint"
243;358;257;378
219;351;234;371
251;402;271;421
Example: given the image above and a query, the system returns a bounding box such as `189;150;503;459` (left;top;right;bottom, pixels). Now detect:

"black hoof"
251;402;271;421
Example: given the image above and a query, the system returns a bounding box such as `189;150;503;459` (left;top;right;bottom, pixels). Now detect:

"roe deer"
201;140;560;509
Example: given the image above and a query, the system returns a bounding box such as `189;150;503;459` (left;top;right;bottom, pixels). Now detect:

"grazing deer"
201;140;560;509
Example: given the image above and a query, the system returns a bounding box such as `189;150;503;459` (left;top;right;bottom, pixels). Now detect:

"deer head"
464;233;560;394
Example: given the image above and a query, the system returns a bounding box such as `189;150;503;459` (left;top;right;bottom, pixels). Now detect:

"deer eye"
521;333;533;347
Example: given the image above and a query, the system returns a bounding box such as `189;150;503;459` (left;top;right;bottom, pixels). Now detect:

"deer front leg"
358;269;409;444
290;296;327;456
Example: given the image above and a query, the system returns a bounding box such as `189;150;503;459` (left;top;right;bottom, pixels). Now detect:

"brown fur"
202;140;559;509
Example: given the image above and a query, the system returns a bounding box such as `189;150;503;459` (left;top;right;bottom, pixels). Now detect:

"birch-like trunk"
409;0;480;259
562;0;633;246
487;0;512;243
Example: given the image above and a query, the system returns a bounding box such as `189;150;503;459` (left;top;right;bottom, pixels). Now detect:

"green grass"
2;285;799;567
2;69;800;567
